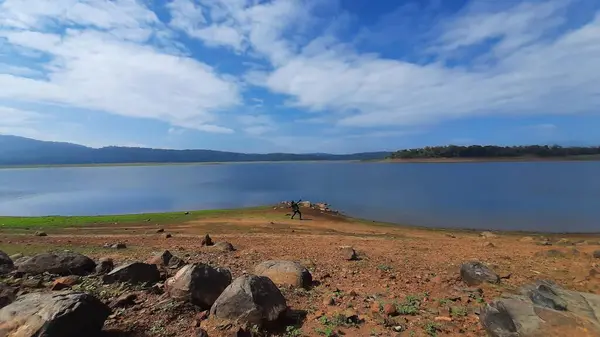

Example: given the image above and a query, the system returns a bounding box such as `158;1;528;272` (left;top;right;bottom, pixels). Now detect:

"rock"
103;262;160;285
34;231;47;237
201;234;214;246
371;302;381;313
111;243;127;249
147;250;185;269
166;263;232;309
51;275;80;290
434;316;452;322
520;236;535;242
0;250;14;275
95;257;114;274
9;253;23;260
17;251;96;276
383;303;398;316
537;241;552;246
299;201;311;207
535;249;566;258
460;261;500;286
165;233;172;238
480;231;498;238
480;280;600;336
445;233;457;238
110;293;138;308
323;297;334;306
0;283;17;309
254;260;312;289
214;241;235;252
197;329;209;337
593;250;600;259
482;241;496;248
556;238;571;245
341;247;358;261
210;275;287;326
0;291;110;337
156;228;165;233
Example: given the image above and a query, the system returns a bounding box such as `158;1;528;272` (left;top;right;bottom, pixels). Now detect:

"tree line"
387;145;600;159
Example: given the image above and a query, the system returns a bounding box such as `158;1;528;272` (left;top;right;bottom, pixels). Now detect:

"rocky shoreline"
2;235;600;336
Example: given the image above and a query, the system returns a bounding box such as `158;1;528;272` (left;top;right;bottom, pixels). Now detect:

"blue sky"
0;0;599;153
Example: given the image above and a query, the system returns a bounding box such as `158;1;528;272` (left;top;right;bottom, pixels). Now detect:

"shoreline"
1;205;599;236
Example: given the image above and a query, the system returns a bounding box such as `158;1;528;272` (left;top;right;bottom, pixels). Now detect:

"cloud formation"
0;0;599;150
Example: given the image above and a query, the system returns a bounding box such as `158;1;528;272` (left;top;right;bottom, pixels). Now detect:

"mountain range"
0;135;390;165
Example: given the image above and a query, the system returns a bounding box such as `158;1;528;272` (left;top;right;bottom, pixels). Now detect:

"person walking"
290;199;302;220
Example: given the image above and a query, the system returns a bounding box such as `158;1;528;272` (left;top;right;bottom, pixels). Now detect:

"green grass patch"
0;206;270;229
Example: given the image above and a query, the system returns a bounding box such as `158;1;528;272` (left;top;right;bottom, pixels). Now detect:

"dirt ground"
2;207;600;337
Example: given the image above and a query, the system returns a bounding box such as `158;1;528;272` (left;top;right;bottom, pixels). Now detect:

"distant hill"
0;135;390;165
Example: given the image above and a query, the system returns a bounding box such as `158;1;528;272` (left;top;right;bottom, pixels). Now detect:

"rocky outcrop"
480;280;600;336
0;291;110;337
16;251;96;276
460;261;500;286
103;262;160;285
254;260;312;289
210;275;287;326
0;250;13;275
166;264;232;309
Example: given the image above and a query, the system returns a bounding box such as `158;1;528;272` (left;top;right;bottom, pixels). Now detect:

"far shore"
376;154;600;163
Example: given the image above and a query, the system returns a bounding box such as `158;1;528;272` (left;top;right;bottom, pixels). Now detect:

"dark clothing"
290;200;302;219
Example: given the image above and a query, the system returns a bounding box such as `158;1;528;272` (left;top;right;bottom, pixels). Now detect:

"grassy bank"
377;155;600;164
0;206;270;229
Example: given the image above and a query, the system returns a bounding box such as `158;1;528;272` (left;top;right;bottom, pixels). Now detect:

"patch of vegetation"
284;325;303;337
377;264;393;272
438;298;451;306
450;306;468;317
424;322;441;337
394;292;429;316
0;206;269;228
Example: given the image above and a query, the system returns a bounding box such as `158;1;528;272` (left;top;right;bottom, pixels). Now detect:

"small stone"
201;234;214;246
393;326;403;332
156;228;164;233
371;302;381;313
480;231;497;238
111;243;127;249
482;242;496;248
383;303;397;316
165;233;172;238
323;297;335;306
445;234;456;238
213;241;235;252
34;231;47;237
110;293;137;308
51;275;80;290
95;258;114;275
341;247;358;261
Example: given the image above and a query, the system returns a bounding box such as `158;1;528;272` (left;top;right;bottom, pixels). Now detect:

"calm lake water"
0;161;599;232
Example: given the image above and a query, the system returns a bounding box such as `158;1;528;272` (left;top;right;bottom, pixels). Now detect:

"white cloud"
0;0;241;134
237;114;275;136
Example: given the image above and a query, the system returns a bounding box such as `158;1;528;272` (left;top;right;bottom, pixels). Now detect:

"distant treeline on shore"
387;145;600;159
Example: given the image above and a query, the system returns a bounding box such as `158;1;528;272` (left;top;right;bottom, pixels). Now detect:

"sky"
0;0;599;154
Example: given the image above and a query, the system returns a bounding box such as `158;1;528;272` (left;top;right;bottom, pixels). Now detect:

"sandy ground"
1;207;600;337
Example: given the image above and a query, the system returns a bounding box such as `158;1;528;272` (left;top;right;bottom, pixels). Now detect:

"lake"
0;161;599;232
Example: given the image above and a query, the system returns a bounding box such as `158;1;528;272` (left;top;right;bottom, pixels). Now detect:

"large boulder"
16;251;96;276
210;275;287;326
480;280;600;337
95;257;114;275
0;283;17;309
0;250;13;275
0;291;110;337
254;260;312;289
103;262;160;285
166;264;232;309
460;261;500;286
